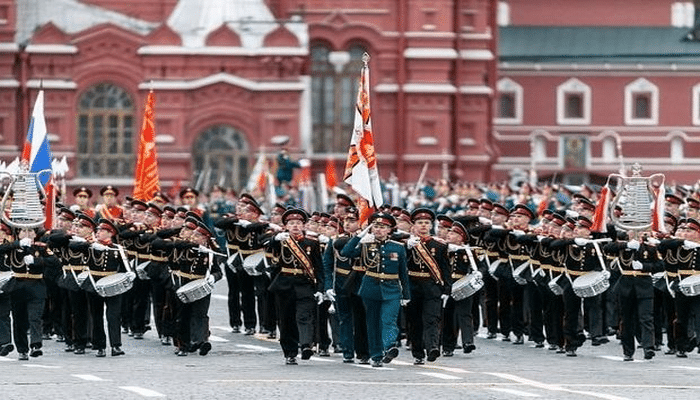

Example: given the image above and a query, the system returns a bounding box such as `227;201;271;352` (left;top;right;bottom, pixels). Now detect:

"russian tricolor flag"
21;90;53;184
21;90;55;229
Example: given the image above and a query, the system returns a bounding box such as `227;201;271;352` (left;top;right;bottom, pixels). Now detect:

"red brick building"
495;0;700;186
0;0;498;198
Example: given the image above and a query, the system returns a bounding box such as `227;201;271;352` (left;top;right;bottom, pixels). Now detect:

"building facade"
495;0;700;186
0;0;497;199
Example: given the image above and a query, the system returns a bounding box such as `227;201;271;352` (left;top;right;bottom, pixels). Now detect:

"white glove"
406;236;420;249
627;240;640;250
314;291;324;305
268;223;282;232
23;255;34;265
511;229;525;237
70;236;87;243
602;270;611;279
448;243;462;253
275;232;290;241
237;219;251;227
357;225;372;238
19;238;32;247
318;234;329;244
125;271;137;281
632;260;643;270
441;294;450;307
683;240;700;250
478;217;491;225
325;289;336;303
359;233;375;244
207;275;216;285
91;242;109;251
400;299;411;307
574;238;589;246
645;237;660;246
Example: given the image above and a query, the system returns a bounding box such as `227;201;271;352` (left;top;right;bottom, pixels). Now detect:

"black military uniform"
267;209;324;365
604;235;664;361
405;208;451;364
1;228;61;360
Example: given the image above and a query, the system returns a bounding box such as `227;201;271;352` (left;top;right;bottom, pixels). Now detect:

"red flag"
343;53;383;221
43;177;55;230
133;91;160;201
325;158;337;189
591;185;610;233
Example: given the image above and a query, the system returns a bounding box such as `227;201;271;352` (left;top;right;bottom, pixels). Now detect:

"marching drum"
678;274;700;297
76;270;90;286
512;262;531;285
176;278;214;303
242;252;265;276
548;274;570;296
0;271;14;294
94;273;134;298
451;272;484;301
135;261;151;280
572;271;610;298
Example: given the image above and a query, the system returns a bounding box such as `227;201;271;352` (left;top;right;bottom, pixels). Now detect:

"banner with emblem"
133;90;160;201
343;53;383;223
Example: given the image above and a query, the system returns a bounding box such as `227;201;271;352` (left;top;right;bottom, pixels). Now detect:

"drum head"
95;273;125;287
572;272;601;288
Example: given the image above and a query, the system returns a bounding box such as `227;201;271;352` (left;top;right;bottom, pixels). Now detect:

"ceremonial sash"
414;243;444;285
96;204;114;221
285;237;316;284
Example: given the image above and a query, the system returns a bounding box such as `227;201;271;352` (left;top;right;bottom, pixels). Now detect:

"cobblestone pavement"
2;283;700;399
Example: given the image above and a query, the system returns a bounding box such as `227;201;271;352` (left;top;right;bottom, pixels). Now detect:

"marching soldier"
0;221;13;357
340;212;410;367
444;221;481;355
323;206;370;364
95;185;124;223
76;219;132;357
604;230;664;361
1;227;61;360
405;208;450;364
72;187;95;219
267;209;324;365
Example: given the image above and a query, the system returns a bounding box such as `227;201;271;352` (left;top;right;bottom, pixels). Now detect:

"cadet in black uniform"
267;209;324;365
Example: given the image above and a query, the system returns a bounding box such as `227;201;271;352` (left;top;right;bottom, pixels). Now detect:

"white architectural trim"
0;79;19;88
556;78;591;126
138;73;305;92
137;45;308;56
495;78;523;125
624;78;659;126
0;43;19;52
404;48;457;59
692;83;700;126
27;79;77;89
459;85;493;95
299;75;312;155
403;83;456;93
498;1;511;27
374;83;400;93
670;131;685;164
459;50;494;60
24;44;78;54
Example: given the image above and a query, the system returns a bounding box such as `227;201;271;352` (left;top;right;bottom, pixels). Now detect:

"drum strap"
414;243;443;286
285;237;316;284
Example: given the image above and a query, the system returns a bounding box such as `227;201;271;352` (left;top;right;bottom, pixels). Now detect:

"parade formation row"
1;181;699;367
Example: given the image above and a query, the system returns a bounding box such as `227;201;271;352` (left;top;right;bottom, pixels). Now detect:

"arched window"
192;125;249;191
602;136;617;163
310;43;366;153
77;83;135;177
671;135;684;164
